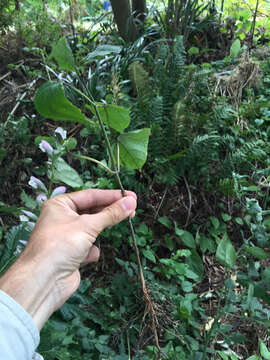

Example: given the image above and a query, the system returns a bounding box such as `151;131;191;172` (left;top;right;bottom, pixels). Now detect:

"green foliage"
1;3;270;359
0;0;13;31
50;37;76;72
34;82;88;126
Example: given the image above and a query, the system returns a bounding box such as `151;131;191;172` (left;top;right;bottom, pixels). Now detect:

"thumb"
91;196;137;233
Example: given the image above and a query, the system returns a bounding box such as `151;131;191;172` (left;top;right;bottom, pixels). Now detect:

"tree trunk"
132;0;146;22
15;0;20;11
42;0;47;12
110;0;138;41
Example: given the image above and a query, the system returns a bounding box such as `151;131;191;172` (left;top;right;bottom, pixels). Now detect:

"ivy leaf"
92;104;130;132
53;157;83;189
34;82;88;126
50;37;76;72
118;128;150;170
216;233;236;269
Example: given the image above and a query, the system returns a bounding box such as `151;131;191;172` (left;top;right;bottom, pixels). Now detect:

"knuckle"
106;205;120;224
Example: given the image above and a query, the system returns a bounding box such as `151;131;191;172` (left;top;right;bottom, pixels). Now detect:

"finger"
82;245;100;264
90;196;137;233
58;189;137;213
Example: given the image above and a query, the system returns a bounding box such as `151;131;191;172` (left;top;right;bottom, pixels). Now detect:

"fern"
0;224;30;274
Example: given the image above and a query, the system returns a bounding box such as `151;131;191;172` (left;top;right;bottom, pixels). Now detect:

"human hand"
0;189;137;330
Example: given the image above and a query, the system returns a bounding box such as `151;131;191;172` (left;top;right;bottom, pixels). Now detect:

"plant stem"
94;105;161;358
66;84;161;357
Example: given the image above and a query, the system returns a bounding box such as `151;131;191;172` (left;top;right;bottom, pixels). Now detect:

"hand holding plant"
0;189;137;330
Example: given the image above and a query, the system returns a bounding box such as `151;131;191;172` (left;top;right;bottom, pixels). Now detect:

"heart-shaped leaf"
118;128;150;170
53;157;83;189
91;103;130;132
34;82;88;126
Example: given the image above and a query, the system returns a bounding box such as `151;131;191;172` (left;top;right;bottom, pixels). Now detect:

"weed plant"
1;4;270;359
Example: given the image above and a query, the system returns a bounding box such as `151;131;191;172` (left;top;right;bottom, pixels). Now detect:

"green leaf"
142;249;156;263
216;233;236;269
230;39;241;58
93;104;130;132
64;138;77;151
118;128;150;170
247;356;261;360
20;191;36;210
200;236;216;254
186;250;204;281
235;217;244;225
210;216;220;230
221;213;231;222
85;44;122;62
188;47;199;55
175;222;196;249
246;247;270;260
158;216;171;229
34;82;88;126
53;157;83;188
260;339;270;359
50;37;76;72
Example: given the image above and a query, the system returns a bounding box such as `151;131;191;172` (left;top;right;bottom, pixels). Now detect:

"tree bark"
132;0;146;22
15;0;20;11
110;0;138;41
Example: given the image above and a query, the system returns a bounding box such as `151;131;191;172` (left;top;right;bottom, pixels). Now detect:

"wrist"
0;254;57;330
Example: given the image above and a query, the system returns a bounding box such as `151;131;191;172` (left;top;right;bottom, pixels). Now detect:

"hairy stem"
94;105;161;357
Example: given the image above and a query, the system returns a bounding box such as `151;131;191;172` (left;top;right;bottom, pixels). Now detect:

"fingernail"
121;196;136;214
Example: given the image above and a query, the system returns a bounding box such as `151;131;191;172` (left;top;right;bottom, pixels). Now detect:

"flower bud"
51;186;67;198
39;140;54;155
21;210;38;221
29;176;47;192
36;193;47;205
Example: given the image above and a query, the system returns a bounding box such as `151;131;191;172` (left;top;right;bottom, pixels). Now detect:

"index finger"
58;189;137;213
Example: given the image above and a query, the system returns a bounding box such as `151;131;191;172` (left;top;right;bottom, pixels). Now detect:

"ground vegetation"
1;0;270;359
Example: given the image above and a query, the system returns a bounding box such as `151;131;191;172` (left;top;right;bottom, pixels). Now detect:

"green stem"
68;85;161;355
72;154;117;175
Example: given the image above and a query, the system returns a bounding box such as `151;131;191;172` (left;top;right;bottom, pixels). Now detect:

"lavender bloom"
39;140;54;155
21;210;38;221
19;215;29;222
29;176;47;192
36;193;47;205
26;222;35;230
55;127;67;140
51;186;67;198
19;240;28;246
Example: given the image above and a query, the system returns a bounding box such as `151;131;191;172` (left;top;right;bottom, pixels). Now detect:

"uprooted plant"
34;37;162;358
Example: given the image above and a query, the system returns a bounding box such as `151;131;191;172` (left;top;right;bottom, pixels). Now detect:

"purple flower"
36;193;47;205
26;222;35;230
39;140;54;155
51;186;67;198
29;176;47;192
21;210;38;221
